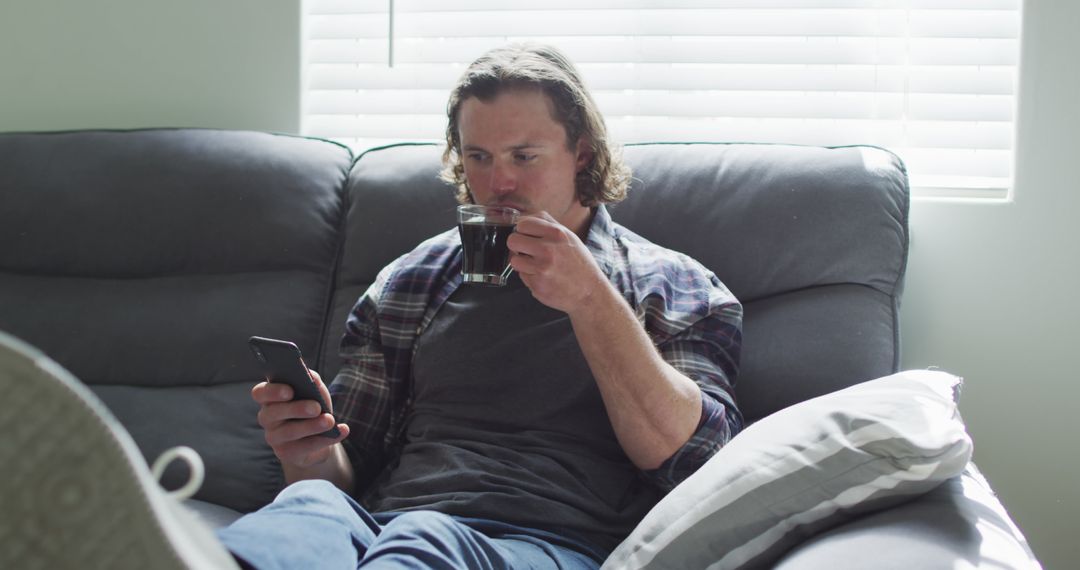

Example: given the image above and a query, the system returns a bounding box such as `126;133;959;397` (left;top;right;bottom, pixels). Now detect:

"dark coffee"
459;221;515;283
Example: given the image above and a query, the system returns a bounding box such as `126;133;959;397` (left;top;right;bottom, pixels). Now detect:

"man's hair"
440;43;631;206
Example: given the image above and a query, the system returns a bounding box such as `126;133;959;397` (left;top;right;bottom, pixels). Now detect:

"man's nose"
489;160;516;195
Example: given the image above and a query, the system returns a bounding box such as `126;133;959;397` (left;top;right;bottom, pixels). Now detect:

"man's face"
457;88;593;236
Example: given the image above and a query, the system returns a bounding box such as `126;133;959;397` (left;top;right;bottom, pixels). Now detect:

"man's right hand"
251;371;354;490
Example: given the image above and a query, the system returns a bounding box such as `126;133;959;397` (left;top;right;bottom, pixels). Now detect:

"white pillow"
603;370;972;570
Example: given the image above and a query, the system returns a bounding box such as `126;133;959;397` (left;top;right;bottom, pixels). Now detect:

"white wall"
900;1;1079;567
0;0;1075;567
0;0;300;133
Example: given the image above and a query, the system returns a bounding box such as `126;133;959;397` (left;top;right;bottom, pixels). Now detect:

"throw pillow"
602;370;972;570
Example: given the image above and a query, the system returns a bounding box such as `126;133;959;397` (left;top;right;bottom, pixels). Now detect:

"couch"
0;128;1041;568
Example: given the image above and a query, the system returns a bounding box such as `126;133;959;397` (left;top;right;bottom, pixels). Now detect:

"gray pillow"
603;370;972;570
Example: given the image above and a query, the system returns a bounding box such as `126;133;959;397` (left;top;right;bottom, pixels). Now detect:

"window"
302;1;1021;198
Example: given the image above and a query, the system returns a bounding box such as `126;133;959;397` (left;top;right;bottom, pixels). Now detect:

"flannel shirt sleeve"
329;262;399;488
641;293;743;492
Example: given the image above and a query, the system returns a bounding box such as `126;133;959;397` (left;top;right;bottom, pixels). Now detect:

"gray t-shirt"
363;273;660;552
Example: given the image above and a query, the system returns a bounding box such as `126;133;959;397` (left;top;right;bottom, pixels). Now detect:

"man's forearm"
569;280;703;470
282;442;356;495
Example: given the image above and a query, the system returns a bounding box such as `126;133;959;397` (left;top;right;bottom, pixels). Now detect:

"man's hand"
507;211;608;314
251;370;354;490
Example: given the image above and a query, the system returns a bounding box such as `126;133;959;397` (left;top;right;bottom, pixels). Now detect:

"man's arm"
509;212;739;471
285;442;356;493
568;282;705;469
636;314;742;489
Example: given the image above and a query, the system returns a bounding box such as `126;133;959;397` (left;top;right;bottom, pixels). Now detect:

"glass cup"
457;205;520;286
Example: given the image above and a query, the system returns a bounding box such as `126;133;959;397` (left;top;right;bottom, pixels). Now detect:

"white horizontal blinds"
303;0;1020;197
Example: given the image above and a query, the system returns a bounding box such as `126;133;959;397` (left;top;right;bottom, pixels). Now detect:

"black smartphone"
248;336;340;438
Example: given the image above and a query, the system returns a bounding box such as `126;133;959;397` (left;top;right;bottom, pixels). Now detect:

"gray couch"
0;129;1040;567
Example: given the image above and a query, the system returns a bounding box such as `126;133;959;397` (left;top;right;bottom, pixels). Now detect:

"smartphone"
247;336;340;438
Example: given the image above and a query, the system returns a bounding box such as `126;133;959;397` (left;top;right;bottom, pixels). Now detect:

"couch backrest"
328;142;909;423
0;130;907;514
0;129;353;512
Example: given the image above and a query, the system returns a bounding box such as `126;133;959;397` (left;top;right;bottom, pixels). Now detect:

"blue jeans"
216;480;604;570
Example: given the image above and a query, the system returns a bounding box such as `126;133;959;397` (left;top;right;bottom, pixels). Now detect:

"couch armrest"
774;464;1041;569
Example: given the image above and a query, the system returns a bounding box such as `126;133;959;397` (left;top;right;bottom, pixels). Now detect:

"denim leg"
216;480;600;570
216;479;379;570
361;511;599;570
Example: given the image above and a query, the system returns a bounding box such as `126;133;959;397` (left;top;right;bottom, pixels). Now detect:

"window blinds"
302;0;1020;198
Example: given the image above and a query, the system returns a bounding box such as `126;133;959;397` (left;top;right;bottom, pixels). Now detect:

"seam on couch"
313;153;355;372
736;281;896;308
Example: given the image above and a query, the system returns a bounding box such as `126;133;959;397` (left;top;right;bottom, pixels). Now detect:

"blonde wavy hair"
440;43;631;206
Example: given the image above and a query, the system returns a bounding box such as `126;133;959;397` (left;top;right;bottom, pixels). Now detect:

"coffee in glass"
457;205;520;286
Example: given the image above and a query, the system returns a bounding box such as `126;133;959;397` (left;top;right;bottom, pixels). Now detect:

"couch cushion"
601;370;973;570
92;383;281;513
0;129;353;512
612;143;907;303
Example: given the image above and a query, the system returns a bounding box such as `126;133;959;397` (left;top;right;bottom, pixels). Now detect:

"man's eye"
467;153;489;162
515;153;536;163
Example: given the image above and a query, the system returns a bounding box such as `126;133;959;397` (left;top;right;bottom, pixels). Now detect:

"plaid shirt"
331;205;743;492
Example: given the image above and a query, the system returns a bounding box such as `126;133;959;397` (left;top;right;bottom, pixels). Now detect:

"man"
221;43;744;569
5;43;741;570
